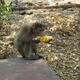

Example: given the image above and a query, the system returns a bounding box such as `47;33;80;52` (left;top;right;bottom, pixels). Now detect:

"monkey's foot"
38;55;44;59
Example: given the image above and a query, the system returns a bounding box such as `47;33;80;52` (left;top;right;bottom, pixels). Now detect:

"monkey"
14;22;45;60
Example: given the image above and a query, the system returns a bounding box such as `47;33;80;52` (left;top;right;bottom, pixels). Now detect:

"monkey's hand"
32;38;40;43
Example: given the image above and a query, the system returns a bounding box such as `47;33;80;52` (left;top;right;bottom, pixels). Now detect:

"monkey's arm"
19;36;40;43
17;31;31;43
18;35;33;42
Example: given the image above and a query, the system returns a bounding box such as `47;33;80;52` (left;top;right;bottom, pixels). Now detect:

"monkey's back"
14;24;32;48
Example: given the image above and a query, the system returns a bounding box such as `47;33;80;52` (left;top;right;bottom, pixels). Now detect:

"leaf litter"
0;3;80;80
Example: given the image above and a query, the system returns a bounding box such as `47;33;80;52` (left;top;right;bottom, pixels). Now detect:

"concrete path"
0;58;59;80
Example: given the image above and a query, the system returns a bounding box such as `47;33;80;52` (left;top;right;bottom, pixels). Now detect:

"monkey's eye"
39;29;42;31
37;28;44;31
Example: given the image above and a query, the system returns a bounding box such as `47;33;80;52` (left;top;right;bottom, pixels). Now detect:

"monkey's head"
32;22;45;34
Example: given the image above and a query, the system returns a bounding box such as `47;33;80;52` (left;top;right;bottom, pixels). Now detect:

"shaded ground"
0;0;80;80
0;58;59;80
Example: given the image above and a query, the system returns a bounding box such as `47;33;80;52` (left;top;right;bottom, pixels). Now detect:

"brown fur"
14;22;45;60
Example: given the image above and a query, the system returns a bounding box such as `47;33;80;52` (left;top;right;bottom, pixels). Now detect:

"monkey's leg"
23;43;43;60
15;41;26;58
23;43;32;58
23;43;37;60
32;43;37;55
18;48;25;58
32;43;44;59
17;43;31;59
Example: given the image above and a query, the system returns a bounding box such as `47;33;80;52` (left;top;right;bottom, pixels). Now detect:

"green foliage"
0;4;10;20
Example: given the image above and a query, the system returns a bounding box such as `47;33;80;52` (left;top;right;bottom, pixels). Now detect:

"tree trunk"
0;0;5;4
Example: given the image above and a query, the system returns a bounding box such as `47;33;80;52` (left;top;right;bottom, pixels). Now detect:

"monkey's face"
35;28;44;34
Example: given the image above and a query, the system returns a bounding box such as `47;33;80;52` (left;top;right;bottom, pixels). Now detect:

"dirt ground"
0;0;80;80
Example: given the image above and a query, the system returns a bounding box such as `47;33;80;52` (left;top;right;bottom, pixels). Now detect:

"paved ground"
0;58;59;80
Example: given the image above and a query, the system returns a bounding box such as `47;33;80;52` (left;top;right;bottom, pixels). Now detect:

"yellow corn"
37;36;52;43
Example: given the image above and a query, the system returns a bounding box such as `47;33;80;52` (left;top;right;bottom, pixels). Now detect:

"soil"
0;0;80;80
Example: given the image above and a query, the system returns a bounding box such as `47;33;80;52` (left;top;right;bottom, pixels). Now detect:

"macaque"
14;22;45;60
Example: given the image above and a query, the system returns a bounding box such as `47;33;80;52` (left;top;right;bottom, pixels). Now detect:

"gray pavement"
0;58;59;80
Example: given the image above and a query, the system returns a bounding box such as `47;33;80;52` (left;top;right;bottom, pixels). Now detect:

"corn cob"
36;36;52;43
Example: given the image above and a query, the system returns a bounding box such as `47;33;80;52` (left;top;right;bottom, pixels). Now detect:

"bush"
0;4;10;20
